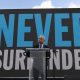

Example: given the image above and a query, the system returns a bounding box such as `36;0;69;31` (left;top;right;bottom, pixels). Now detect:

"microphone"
23;50;30;57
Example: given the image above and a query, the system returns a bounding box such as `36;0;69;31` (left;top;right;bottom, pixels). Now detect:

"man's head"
38;35;45;44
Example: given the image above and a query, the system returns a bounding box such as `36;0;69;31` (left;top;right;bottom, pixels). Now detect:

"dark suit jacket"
34;44;49;48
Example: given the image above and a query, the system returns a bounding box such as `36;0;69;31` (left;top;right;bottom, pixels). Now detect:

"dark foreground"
1;78;80;80
0;78;64;80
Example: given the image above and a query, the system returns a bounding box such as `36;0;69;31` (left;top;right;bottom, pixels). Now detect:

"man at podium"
34;35;49;48
33;35;50;80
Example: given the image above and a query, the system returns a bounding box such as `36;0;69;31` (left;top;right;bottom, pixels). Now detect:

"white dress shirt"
39;44;44;48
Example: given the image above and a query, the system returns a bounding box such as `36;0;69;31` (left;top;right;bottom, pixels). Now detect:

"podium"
26;48;50;80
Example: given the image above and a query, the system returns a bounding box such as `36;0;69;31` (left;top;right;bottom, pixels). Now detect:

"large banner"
0;9;80;78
